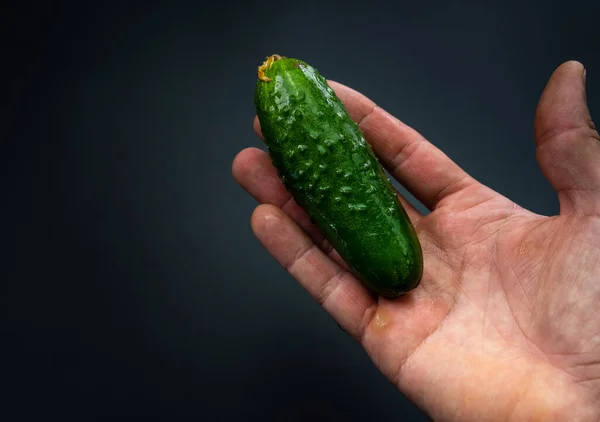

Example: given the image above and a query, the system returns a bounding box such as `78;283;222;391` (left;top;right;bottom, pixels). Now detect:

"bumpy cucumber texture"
254;55;423;297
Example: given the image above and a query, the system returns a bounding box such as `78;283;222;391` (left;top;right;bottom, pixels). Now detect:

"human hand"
233;61;600;421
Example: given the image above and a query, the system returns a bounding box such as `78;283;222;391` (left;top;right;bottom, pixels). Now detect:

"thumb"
534;61;600;215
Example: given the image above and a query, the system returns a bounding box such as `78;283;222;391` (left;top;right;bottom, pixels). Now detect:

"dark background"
4;0;599;420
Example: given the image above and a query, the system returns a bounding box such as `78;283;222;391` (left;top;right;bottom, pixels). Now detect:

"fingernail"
583;68;587;84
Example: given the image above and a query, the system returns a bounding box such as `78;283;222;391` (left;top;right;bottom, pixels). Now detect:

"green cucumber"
254;55;423;297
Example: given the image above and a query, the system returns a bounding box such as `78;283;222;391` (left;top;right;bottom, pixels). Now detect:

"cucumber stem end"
258;54;283;82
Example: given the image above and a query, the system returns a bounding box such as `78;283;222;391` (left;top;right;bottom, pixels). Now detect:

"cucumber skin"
254;57;423;297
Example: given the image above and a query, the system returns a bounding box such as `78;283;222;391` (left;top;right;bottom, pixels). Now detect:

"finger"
232;146;422;232
327;81;477;210
251;204;376;340
534;61;600;215
253;117;264;140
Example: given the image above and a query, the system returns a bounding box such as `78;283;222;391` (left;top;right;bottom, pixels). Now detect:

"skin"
232;61;600;421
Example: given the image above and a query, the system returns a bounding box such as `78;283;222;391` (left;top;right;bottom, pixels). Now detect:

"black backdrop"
5;0;600;420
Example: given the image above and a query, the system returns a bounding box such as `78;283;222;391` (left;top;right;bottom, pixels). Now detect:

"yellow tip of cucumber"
258;54;284;82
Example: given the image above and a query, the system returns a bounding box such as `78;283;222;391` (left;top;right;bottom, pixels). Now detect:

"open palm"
233;61;600;421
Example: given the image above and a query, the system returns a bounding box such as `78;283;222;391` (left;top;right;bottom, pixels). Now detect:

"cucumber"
254;55;423;297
